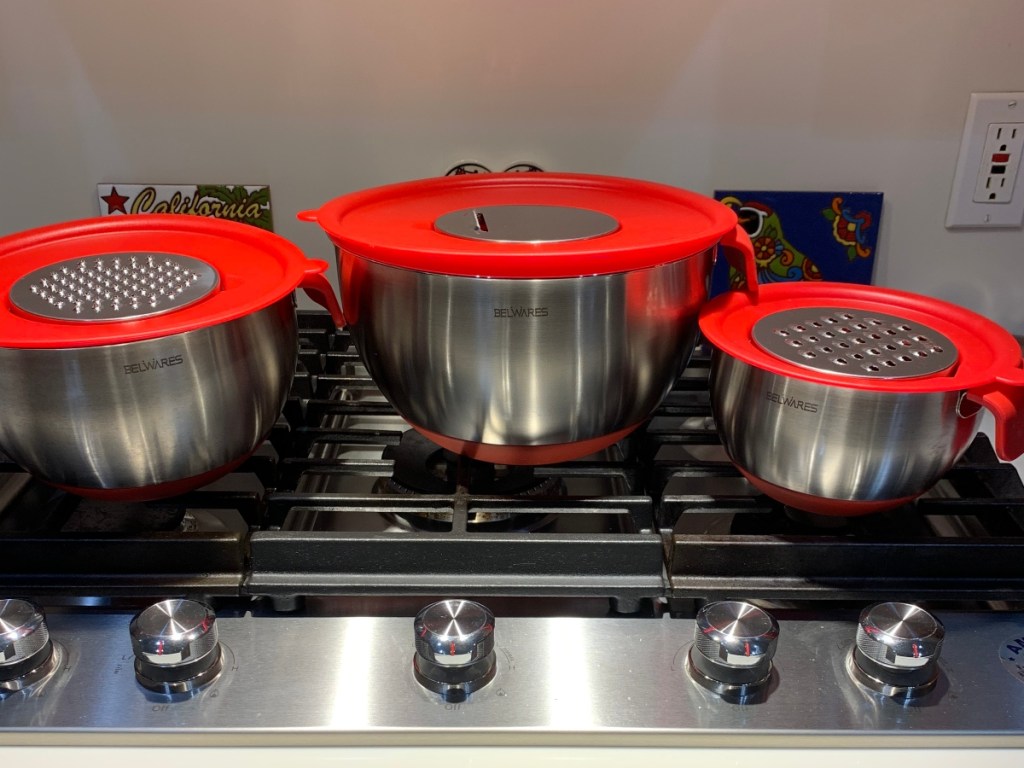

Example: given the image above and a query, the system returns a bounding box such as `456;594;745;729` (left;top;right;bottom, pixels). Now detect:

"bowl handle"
718;223;759;298
968;367;1024;461
299;259;346;328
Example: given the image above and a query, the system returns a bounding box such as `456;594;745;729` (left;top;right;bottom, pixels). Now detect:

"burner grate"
2;312;1024;604
645;363;1024;602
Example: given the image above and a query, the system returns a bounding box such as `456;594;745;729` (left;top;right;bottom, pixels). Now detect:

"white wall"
1;0;1022;329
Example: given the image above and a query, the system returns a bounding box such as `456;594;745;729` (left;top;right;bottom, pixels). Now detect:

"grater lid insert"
9;252;219;322
752;307;958;380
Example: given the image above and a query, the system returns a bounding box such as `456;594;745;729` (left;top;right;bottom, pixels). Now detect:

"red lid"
699;282;1023;394
0;215;327;349
299;173;739;278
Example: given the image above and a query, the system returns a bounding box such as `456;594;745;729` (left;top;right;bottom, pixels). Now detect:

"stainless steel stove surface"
3;311;1024;756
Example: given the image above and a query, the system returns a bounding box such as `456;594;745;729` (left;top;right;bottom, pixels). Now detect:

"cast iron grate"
253;316;661;599
2;311;1024;604
644;348;1024;603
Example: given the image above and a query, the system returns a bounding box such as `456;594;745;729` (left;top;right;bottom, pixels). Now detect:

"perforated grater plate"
9;252;219;322
751;307;959;380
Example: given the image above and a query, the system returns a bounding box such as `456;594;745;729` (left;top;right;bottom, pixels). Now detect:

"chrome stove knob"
413;599;497;702
0;599;57;692
129;599;223;694
849;602;944;699
687;601;779;698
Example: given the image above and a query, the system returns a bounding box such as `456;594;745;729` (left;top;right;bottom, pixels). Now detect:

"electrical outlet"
973;123;1023;203
946;92;1024;228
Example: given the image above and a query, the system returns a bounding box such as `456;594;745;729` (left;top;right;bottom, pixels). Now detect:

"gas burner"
374;430;564;530
0;476;189;534
380;506;559;533
779;505;859;530
61;498;187;533
726;501;931;538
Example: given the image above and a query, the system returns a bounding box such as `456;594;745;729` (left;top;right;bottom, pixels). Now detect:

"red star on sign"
101;186;130;214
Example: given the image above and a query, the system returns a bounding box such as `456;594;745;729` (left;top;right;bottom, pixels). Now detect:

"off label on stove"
998;632;1024;685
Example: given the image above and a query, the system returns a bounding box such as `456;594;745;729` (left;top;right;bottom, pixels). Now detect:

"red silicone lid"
299;173;739;278
698;282;1024;393
0;214;327;349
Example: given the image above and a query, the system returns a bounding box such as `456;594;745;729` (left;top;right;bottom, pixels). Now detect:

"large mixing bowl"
302;173;758;464
0;215;343;499
699;282;1024;515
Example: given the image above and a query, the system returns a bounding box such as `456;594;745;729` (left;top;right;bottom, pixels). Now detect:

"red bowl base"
737;467;920;517
51;452;253;502
409;423;643;466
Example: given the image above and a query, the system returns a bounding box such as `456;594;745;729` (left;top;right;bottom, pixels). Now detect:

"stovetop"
2;310;1022;606
3;310;1024;747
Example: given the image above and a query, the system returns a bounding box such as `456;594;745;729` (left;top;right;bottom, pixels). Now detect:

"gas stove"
2;311;1024;756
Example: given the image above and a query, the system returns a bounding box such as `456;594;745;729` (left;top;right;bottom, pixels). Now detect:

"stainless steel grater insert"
751;307;958;379
9;252;219;322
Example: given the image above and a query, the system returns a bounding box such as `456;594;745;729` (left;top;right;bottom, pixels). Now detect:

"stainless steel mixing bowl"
305;173;759;465
699;282;1024;515
341;249;712;461
0;299;297;497
0;214;344;500
709;352;982;513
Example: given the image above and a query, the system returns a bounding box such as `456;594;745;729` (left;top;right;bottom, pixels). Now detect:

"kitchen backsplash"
0;0;1021;330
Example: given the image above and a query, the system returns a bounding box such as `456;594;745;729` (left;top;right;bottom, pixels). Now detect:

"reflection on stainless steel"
0;612;1023;745
710;352;981;503
0;299;297;492
340;250;711;448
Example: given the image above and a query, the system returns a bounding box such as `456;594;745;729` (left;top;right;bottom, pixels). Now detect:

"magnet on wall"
96;184;274;231
443;162;544;176
445;163;492;176
710;190;883;296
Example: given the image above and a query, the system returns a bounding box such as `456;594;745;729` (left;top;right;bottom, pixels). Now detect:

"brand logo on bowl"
97;184;273;231
493;307;549;318
765;390;819;413
123;354;184;376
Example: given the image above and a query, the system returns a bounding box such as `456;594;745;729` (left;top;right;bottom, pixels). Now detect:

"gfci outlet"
973;123;1023;203
946;92;1024;228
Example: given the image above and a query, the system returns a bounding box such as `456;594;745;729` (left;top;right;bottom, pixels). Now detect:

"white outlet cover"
946;92;1024;228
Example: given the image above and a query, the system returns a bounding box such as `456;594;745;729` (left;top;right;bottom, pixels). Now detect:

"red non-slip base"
53;452;251;502
411;423;641;466
737;466;919;517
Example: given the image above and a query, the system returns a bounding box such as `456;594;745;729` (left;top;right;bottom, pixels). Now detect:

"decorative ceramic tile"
710;190;883;295
96;184;273;230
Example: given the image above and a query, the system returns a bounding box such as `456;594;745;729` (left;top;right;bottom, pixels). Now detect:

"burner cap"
385;430;557;497
379;431;563;530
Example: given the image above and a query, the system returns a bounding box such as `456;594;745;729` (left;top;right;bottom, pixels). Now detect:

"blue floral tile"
710;190;884;295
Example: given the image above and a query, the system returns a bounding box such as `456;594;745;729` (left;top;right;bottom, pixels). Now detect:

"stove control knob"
849;602;943;699
413;599;497;702
687;601;779;699
130;599;223;694
0;599;58;692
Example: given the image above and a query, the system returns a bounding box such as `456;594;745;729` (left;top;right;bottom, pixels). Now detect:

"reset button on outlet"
972;123;1022;204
